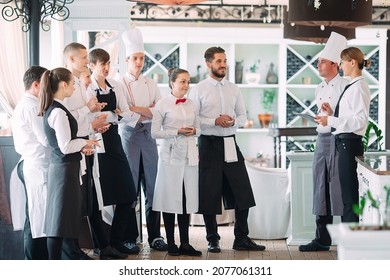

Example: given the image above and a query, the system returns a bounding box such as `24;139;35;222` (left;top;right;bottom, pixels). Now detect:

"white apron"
23;158;49;238
152;137;198;214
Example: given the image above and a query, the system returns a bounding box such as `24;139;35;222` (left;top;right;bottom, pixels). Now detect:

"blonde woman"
316;47;371;223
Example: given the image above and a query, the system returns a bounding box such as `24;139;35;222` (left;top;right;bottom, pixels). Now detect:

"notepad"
296;113;317;123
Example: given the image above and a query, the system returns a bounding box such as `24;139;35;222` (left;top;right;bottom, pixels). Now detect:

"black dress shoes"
208;240;221;253
100;245;128;260
232;237;266;251
298;240;330;252
113;242;140;255
167;244;180;256
179;244;202;256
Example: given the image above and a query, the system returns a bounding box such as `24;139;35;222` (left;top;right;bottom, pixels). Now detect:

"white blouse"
151;94;200;139
327;76;370;136
47;99;87;154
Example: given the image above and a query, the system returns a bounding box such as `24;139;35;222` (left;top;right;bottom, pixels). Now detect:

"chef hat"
319;31;348;63
122;27;145;57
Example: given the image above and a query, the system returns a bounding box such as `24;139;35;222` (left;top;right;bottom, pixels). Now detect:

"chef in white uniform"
299;32;349;252
116;27;167;252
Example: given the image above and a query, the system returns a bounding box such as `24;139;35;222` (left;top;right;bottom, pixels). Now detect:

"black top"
44;101;82;163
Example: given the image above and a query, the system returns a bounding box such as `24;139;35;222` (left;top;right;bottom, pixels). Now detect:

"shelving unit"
136;26;387;168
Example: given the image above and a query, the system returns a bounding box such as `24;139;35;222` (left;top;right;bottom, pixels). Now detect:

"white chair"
245;160;291;239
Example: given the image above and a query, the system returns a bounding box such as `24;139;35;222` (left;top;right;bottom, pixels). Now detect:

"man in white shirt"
116;28;167;252
62;42;113;260
12;66;49;259
189;46;265;253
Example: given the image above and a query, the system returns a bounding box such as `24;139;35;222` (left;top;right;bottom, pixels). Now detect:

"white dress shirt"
12;92;50;160
12;92;50;238
47;99;87;154
188;76;247;136
315;74;349;133
327;76;370;136
116;72;161;126
86;78;138;127
64;76;93;137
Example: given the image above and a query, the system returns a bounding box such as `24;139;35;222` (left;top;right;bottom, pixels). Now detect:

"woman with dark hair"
151;68;201;256
316;47;371;223
38;67;99;259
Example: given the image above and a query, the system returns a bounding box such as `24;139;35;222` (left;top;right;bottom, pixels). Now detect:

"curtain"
0;12;27;116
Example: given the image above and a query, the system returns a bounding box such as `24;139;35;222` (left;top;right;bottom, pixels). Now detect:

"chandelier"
0;0;74;32
130;0;214;4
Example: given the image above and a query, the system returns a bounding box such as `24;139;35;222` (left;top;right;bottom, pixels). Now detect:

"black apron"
95;81;137;206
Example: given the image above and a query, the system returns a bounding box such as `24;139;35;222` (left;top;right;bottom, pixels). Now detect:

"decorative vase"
245;72;261;84
258;113;273;128
235;61;243;84
266;63;278;84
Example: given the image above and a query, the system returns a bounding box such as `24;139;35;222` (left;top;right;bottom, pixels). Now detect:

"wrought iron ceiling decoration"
131;0;213;4
0;0;74;32
129;2;284;24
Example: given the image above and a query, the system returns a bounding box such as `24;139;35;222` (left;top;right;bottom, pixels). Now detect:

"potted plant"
327;185;390;260
363;120;384;152
258;89;276;128
353;186;390;229
245;59;261;84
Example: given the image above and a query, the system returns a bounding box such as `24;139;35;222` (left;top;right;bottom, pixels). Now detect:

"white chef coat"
315;74;349;133
116;72;161;126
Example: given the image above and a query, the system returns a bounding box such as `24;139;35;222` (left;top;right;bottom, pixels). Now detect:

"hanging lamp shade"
283;11;355;44
130;0;212;4
288;0;372;28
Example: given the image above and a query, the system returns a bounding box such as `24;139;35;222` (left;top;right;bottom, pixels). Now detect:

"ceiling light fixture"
288;0;372;29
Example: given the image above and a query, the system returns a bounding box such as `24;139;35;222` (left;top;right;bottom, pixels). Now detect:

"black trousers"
336;137;363;223
163;184;190;245
17;160;48;260
203;208;249;242
62;155;110;259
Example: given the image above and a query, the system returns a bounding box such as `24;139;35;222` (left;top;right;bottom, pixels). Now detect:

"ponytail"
38;67;73;116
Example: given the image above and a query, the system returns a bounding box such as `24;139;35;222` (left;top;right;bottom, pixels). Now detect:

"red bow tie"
175;98;186;104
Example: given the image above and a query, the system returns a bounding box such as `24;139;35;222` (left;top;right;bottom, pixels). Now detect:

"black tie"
331;81;358;132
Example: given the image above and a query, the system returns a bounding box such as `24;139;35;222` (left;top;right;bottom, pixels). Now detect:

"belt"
335;133;362;140
201;134;234;140
318;132;332;137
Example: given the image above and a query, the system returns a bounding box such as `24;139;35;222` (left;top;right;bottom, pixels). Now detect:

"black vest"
43;101;82;163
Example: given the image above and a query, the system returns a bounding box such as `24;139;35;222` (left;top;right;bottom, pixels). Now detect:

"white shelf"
237;84;279;89
237;128;270;133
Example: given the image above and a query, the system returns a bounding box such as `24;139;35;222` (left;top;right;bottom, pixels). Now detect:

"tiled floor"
85;224;337;260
